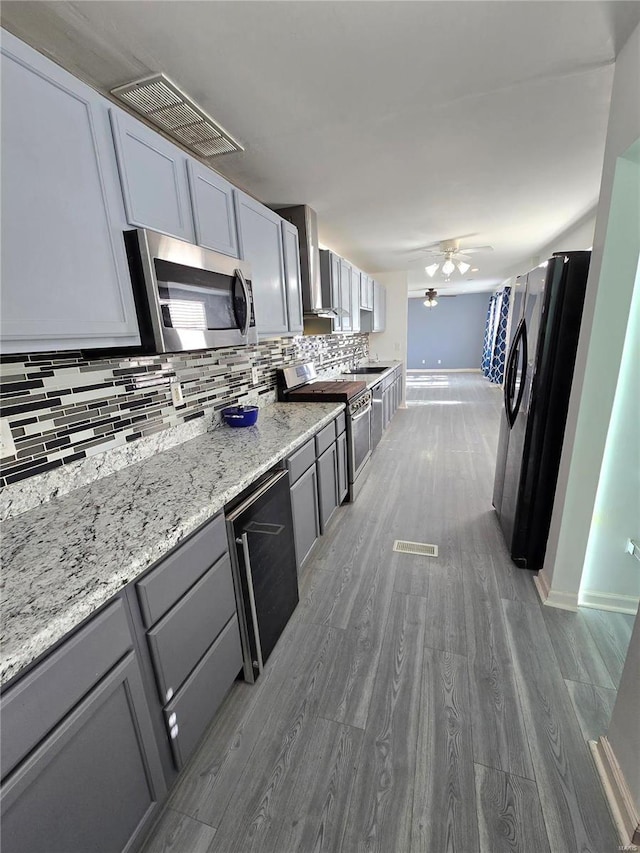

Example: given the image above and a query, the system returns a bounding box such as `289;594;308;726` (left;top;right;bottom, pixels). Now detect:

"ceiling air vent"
110;73;243;158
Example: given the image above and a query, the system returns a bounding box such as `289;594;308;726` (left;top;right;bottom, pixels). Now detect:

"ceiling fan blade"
458;245;494;255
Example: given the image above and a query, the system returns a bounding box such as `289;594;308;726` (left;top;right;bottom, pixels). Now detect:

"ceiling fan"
423;288;456;308
418;238;493;279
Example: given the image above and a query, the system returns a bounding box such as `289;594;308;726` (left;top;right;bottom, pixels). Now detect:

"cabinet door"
1;652;166;853
0;32;140;352
373;281;387;333
290;464;320;568
187;160;238;256
351;267;361;333
282;220;304;334
316;443;339;532
331;253;343;332
336;431;349;504
110;109;194;242
235;191;288;337
339;259;352;332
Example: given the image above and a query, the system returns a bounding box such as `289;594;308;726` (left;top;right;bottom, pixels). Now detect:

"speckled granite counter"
0;401;343;684
340;361;402;388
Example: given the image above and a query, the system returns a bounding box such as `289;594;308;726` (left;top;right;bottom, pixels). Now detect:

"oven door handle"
233;269;251;337
351;403;372;422
236;532;264;676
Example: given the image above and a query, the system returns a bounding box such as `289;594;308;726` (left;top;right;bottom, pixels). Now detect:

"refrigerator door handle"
504;320;528;427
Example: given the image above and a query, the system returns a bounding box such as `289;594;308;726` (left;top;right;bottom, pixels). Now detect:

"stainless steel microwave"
125;229;257;353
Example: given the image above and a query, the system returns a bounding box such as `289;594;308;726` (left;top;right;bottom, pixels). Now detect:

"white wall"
539;22;640;608
368;271;408;401
579;258;640;613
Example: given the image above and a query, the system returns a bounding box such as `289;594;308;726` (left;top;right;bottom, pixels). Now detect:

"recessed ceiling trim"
110;73;243;158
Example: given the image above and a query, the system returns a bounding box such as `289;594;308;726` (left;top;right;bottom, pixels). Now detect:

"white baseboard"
579;589;639;615
406;368;482;373
590;737;640;847
534;573;579;611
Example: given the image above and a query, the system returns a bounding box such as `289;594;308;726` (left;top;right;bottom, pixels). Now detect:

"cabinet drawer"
0;600;132;781
286;437;316;485
335;412;346;437
147;554;236;704
136;513;227;628
165;615;242;769
315;421;336;457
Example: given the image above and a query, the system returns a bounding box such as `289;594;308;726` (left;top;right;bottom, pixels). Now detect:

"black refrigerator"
493;250;591;571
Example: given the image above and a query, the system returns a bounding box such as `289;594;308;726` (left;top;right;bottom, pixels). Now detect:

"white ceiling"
3;1;639;297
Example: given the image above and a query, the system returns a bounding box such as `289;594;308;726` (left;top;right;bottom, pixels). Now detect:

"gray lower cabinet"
0;604;166;853
146;554;236;704
290;463;320;567
0;30;140;353
164;615;242;769
337;430;348;503
110;108;195;242
235;190;289;337
187;160;239;257
317;442;339;532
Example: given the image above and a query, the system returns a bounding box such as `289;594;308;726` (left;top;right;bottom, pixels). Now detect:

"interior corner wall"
579;260;640;614
367;271;408;401
407;292;488;369
540;21;640;604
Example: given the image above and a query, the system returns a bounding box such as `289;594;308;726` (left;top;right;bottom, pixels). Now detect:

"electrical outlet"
437;359;442;365
251;367;259;385
0;418;16;458
421;359;426;364
170;380;185;407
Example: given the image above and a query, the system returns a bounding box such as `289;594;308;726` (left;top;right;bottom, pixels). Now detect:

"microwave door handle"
234;269;251;337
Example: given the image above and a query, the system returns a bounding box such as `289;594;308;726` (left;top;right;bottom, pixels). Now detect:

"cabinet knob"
168;713;177;727
165;687;174;702
170;724;179;739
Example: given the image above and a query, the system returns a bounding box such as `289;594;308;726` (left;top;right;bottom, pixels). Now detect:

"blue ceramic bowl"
221;405;259;428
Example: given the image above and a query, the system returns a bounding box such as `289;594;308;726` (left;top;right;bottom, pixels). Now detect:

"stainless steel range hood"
274;205;343;317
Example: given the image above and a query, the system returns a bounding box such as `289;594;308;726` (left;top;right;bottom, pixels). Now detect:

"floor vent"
393;540;438;557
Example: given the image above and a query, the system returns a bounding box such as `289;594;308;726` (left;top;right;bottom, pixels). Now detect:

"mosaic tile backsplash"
0;333;368;488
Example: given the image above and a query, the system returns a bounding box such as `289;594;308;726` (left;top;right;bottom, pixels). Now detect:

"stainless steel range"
277;363;372;501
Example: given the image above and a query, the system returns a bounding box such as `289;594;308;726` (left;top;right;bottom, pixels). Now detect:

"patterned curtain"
481;295;498;377
488;286;512;385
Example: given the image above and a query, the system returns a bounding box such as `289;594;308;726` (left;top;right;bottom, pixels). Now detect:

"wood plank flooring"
141;372;629;853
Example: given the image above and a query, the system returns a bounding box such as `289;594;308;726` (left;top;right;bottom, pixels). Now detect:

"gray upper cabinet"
339;258;353;333
360;273;374;311
235;191;288;337
110;108;195;242
0;30;140;353
281;220;304;335
351;267;361;333
372;280;387;333
187;160;239;257
330;252;342;332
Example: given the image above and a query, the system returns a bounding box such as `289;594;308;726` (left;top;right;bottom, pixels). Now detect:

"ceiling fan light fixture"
456;260;471;275
425;263;439;277
423;288;438;308
442;259;455;277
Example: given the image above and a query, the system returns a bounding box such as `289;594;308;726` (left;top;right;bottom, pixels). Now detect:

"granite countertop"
339;361;402;388
0;401;343;684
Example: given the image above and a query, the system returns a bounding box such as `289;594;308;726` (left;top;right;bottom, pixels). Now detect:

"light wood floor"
141;371;632;853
